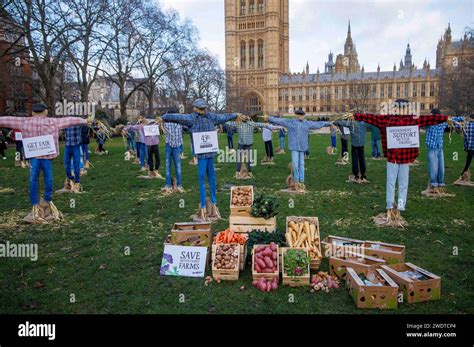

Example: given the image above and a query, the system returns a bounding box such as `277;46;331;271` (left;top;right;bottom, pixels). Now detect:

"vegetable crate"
281;247;310;287
346;267;398;309
171;222;212;247
252;244;280;281
212;242;247;271
381;263;441;303
229;215;276;233
212;244;240;281
363;240;405;264
285;216;322;270
230;185;254;216
321;235;365;259
329;254;386;280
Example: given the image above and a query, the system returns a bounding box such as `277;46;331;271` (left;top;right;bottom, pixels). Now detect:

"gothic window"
257;39;264;68
249;0;255;14
299;87;303;101
342;86;346;99
396;84;400;98
249;40;255;67
388;85;392;98
335;86;339;100
258;0;264;13
240;0;246;15
404;83;409;98
412;83;417;97
240;41;246;68
313;88;317;101
380;84;385;98
421;83;426;97
430;82;435;97
292;88;296;101
306;87;310;101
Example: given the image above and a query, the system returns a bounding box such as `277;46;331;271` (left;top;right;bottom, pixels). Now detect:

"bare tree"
439;56;474;115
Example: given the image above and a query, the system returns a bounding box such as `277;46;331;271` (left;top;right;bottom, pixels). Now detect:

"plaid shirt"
0;116;86;159
269;117;331;152
64;125;83;146
226;121;271;145
164;122;183;148
162;112;237;158
425;122;449;149
452;117;474;151
354;113;448;164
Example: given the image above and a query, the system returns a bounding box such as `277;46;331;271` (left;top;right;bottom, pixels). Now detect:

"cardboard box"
212;244;240;281
363;240;405;264
321;235;365;259
329;253;386;280
230;185;254;216
286;216;321;270
281;247;310;287
345;267;398;309
381;263;441;303
171;222;211;247
252;244;279;281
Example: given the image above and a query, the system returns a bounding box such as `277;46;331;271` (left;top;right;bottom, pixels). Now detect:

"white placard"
143;125;160;137
15;132;23;141
160;245;207;278
192;130;219;154
387;126;420;149
23;135;57;158
343;127;350;135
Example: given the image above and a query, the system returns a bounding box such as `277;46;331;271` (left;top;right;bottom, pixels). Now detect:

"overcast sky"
160;0;473;73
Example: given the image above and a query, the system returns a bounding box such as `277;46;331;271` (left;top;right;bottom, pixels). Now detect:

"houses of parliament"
224;0;474;115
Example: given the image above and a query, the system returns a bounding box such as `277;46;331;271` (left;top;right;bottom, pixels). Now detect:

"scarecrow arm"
0;116;23;130
415;114;448;127
354;113;388;128
307;121;332;130
161;113;194;127
208;113;238;125
268;116;291;128
56;117;87;130
250;121;273;130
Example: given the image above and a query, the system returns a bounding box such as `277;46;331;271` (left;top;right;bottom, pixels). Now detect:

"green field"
0;133;473;314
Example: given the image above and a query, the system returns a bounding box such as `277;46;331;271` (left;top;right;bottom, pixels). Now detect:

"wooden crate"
321;235;365;259
286;216;322;270
329;253;386;280
381;263;441;303
171;222;211;247
252;244;279;281
363;240;405;264
230;185;254;216
229;215;276;233
281;247;310;287
346;267;398;309
212;244;240;281
212;242;247;271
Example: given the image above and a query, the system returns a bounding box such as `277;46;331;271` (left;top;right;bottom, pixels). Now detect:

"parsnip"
295;232;307;247
285;232;293;247
289;221;298;231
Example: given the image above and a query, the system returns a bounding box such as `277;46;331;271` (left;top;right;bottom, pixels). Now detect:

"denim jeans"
227;134;234;149
81;143;89;161
279;136;285;149
197;157;216;208
64;145;81;182
427;148;445;187
138;142;148;168
291;150;305;183
331;135;337;148
237;144;252;172
386;162;410;211
126;138;136;152
165;144;182;187
16;141;24;160
29;158;53;205
371;140;381;157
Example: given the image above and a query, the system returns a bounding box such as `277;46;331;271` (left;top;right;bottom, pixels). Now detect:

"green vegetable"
247;229;286;251
251;195;279;219
284;249;310;277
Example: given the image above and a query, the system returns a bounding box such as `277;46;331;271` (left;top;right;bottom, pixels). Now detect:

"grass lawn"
0;132;473;314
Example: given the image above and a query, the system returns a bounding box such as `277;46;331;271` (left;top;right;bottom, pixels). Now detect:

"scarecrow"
326;124;337;155
0;103;89;223
161;108;185;193
334;122;350;165
81;124;92;169
334;119;370;184
354;100;448;227
275;127;286;154
421;109;462;196
267;110;332;193
161;99;239;222
57;125;85;193
452;114;474;186
226;114;274;178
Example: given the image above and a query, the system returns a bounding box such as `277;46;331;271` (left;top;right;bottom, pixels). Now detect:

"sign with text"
387;126;420;149
14;132;22;141
343;127;350;135
143;125;160;137
160;245;207;278
23;135;57;158
192;130;219;154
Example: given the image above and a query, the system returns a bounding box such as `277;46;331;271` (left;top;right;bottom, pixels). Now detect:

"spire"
347;20;351;38
377;62;380;73
344;20;354;55
306;61;309;74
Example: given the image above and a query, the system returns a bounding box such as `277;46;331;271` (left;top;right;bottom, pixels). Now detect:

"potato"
256;258;266;269
264;256;273;268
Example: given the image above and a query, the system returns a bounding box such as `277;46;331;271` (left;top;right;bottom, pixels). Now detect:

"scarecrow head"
295;109;306;121
192;99;208;115
32;103;48;117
